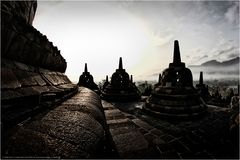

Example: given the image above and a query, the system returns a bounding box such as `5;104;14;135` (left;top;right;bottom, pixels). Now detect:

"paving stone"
168;139;191;153
157;143;175;153
144;133;157;145
152;137;166;145
110;125;138;136
132;118;154;131
107;118;132;129
150;128;164;137
161;150;181;159
160;134;176;143
112;130;149;158
105;109;125;120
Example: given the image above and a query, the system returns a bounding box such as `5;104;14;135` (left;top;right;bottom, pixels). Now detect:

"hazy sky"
33;1;239;82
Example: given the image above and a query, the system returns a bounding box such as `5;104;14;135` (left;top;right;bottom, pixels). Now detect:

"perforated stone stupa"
144;40;207;119
101;57;140;101
78;63;99;92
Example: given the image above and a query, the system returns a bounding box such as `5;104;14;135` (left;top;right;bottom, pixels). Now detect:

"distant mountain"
190;57;240;67
188;57;239;80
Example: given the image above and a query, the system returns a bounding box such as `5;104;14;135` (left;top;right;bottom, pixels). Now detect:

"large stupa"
101;57;140;101
78;63;99;92
144;40;207;119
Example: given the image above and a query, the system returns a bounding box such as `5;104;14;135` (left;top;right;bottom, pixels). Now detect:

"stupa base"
143;96;207;120
101;92;140;102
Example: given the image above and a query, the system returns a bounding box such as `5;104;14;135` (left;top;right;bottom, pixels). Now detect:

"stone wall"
1;1;37;25
1;1;74;127
1;1;66;72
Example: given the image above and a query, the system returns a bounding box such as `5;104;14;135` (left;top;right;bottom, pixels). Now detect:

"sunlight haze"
33;1;239;83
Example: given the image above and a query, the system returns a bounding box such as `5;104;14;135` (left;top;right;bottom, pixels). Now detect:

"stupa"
196;71;210;101
154;74;162;88
78;63;99;92
102;75;109;89
101;57;140;101
144;40;207;119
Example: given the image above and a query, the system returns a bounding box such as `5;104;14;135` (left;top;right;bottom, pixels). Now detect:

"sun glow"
33;2;155;83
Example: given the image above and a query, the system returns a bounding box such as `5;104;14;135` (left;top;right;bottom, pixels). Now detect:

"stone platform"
103;101;239;159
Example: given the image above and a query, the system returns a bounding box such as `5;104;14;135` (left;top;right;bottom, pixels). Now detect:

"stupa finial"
84;63;88;72
106;75;108;83
199;71;203;85
119;57;123;69
173;40;181;63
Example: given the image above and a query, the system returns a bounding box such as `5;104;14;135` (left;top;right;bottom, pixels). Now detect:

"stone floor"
103;101;239;159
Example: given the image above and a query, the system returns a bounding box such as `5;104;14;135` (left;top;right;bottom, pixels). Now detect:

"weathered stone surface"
3;88;107;158
1;4;67;72
3;127;88;158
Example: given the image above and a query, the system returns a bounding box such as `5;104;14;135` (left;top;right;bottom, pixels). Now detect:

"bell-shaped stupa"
196;71;210;101
78;63;99;92
144;40;207;119
101;57;140;101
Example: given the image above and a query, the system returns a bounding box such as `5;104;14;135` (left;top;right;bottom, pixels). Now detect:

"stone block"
34;75;47;86
1;68;21;89
13;70;38;86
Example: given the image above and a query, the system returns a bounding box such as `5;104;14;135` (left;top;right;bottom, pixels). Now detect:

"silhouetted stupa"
154;73;162;88
102;75;109;89
78;63;99;92
196;71;210;101
144;40;207;119
101;57;140;101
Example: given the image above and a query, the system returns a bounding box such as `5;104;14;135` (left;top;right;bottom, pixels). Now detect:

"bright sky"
33;1;239;83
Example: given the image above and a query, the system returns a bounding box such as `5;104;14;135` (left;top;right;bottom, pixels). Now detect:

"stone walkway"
102;101;238;159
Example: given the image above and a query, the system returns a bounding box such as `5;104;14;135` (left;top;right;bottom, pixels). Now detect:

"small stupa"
144;40;207;119
196;71;210;101
154;74;162;88
78;63;99;92
101;57;140;101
